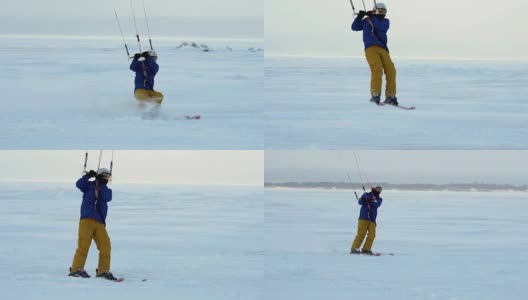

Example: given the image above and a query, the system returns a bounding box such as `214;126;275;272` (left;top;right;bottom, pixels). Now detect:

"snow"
0;36;263;149
265;57;528;149
265;188;528;300
0;182;263;300
2;182;527;300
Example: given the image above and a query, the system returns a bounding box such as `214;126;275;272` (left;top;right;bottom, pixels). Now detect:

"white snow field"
265;188;528;300
0;182;263;300
265;57;528;149
0;36;263;149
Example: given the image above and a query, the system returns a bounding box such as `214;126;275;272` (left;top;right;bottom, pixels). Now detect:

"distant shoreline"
265;182;528;193
0;34;263;43
264;54;528;63
0;180;262;188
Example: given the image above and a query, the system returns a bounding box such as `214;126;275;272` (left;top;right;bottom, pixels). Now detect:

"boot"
369;95;381;105
383;96;398;106
350;248;361;254
361;249;373;255
96;269;118;281
69;267;90;278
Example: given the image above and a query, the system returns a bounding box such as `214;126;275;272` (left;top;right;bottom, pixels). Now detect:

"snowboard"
370;100;415;110
364;252;395;256
141;111;202;120
101;277;148;282
350;252;394;256
379;103;415;110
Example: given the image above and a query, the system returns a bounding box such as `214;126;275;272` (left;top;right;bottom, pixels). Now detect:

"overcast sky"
0;0;262;37
0;151;263;186
266;0;528;60
2;0;262;18
266;151;528;185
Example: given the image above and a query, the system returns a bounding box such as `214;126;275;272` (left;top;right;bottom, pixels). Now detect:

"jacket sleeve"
375;198;383;208
358;192;367;204
147;58;159;75
351;16;364;31
76;174;90;193
130;59;140;72
98;186;112;203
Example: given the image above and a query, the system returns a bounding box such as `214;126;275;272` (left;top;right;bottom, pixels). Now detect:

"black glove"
366;10;374;17
357;10;367;19
134;53;141;60
87;170;97;178
96;173;109;185
141;51;150;58
97;177;109;185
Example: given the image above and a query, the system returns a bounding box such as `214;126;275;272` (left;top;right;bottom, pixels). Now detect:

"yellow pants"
134;89;164;104
71;218;111;275
351;219;377;251
365;46;397;97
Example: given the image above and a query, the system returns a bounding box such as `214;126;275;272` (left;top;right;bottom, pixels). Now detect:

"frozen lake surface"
265;188;528;300
0;36;263;149
0;182;263;300
265;57;528;149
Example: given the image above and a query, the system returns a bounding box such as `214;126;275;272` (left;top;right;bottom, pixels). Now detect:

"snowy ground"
265;188;528;300
265;57;528;149
0;182;262;300
0;36;263;149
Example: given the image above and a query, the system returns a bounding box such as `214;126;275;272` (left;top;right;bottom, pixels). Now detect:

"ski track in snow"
265;57;528;149
265;188;528;300
0;182;263;300
0;37;263;149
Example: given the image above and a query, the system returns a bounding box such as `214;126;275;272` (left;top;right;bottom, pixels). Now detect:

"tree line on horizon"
264;182;528;192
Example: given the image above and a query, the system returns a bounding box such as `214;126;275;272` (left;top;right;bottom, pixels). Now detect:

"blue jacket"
351;15;390;52
75;174;112;224
130;57;159;90
357;192;383;223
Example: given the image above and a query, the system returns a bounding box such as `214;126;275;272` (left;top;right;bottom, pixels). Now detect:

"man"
69;168;118;281
352;3;398;106
350;186;383;255
130;50;164;104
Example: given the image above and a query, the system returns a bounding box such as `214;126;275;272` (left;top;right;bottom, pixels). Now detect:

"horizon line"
0;34;263;42
0;179;262;187
265;186;528;193
265;181;528;187
265;53;528;62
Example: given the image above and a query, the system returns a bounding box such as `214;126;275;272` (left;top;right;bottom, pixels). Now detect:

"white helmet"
97;168;111;179
148;49;158;61
372;186;383;193
375;3;387;15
